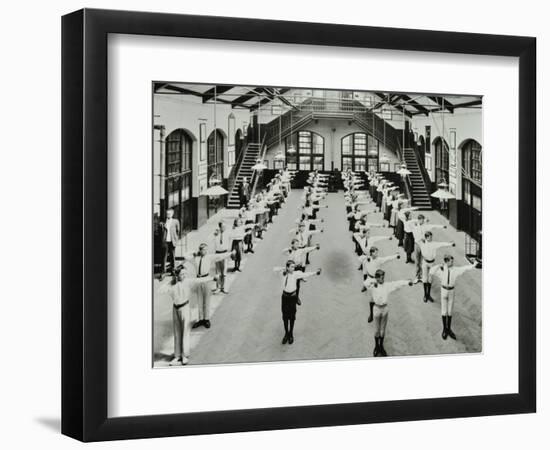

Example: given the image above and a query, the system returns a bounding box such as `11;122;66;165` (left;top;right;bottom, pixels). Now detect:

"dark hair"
369;246;378;255
375;269;385;279
443;254;454;263
424;231;432;238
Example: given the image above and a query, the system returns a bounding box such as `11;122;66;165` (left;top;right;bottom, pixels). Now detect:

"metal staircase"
403;147;432;209
226;142;262;209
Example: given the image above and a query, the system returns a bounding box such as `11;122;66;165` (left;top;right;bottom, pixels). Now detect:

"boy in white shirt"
418;232;455;303
429;255;478;340
359;247;401;322
364;269;416;356
411;214;447;279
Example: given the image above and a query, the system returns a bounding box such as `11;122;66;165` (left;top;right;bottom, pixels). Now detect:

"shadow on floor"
35;417;61;433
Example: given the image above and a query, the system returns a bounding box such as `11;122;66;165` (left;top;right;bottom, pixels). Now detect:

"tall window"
461;139;482;240
434;137;449;184
207;129;224;182
165;129;193;232
342;133;378;172
207;129;225;217
285;131;324;171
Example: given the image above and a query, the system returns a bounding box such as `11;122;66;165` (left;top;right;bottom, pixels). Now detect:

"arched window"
285;131;324;171
434;137;449;184
207;129;225;217
207;129;224;183
341;133;379;172
418;135;426;160
165;129;193;232
461;139;482;242
235;128;244;158
228;114;236;146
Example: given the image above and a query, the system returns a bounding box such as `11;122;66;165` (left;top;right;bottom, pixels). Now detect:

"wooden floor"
153;190;482;367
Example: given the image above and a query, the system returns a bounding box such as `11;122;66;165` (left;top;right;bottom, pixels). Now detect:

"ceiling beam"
231;90;259;108
250;96;273;112
153;82;168;93
452;99;482;109
373;93;412;118
158;84;204;96
202;85;234;103
428;96;455;113
400;94;430;116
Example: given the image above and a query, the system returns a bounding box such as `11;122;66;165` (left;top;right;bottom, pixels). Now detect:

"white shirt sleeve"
454;264;476;278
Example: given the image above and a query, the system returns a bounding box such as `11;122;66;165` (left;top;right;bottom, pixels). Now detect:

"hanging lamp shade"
252;160;267;171
397;166;412;176
379;154;390;163
431;189;455;200
274;151;285;161
202;184;229;196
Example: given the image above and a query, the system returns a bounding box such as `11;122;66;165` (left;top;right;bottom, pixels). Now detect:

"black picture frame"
62;8;536;442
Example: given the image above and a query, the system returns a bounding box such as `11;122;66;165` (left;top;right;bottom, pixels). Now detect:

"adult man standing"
183;243;235;329
160;208;180;281
239;177;251;208
213;222;231;294
159;267;214;365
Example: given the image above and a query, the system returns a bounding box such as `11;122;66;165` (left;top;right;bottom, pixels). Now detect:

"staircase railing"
396;139;413;201
264;109;313;148
227;140;251;195
352;112;401;154
250;133;267;197
405;144;434;208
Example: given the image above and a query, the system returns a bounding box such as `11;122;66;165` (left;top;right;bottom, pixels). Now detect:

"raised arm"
428;223;447;230
307;218;324;224
188;275;215;287
273;266;285;274
387;279;414;293
369;235;393;244
454;263;477;278
365;221;386;228
379;253;400;265
181;251;197;261
304;244;320;254
212;251;234;263
434;241;455;250
295;269;322;280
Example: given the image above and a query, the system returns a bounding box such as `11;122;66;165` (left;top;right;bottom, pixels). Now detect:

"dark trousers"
162;241;176;274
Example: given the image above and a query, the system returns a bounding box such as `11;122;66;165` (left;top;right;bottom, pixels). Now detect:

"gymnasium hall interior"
152;84;482;366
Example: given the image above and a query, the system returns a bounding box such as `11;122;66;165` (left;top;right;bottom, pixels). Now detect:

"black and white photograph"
152;84;483;367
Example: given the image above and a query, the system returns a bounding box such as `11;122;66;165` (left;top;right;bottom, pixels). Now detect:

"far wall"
263;119;401;171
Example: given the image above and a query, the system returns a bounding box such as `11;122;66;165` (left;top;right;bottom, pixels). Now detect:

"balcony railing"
263;97;403;155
